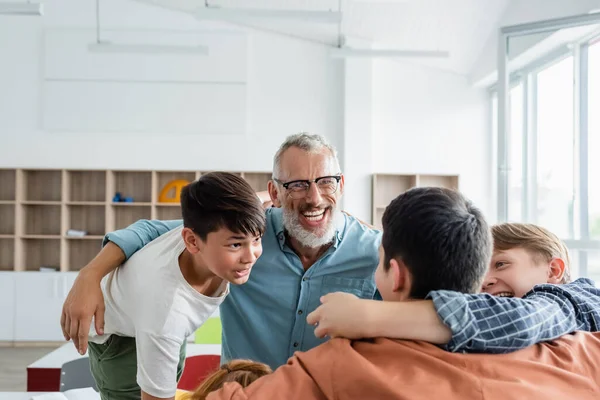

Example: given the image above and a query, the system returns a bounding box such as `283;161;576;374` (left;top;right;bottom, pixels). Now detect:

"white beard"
282;206;340;248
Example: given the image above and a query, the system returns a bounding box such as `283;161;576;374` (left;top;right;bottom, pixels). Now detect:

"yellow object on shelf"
159;179;191;203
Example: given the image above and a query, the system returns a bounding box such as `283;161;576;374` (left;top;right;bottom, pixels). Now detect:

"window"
589;40;600;240
508;84;524;222
535;56;575;239
495;30;600;281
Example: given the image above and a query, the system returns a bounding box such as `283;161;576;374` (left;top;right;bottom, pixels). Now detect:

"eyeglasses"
273;175;342;199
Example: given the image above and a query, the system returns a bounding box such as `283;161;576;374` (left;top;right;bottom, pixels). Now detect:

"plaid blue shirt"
427;278;600;353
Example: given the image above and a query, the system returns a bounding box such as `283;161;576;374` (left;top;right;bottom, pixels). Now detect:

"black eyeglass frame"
272;174;342;196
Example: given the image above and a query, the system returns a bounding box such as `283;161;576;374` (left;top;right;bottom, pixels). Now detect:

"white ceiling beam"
330;48;449;58
195;7;342;24
88;42;209;55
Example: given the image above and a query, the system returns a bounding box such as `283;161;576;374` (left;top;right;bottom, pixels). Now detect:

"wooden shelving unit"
0;169;272;272
372;173;459;229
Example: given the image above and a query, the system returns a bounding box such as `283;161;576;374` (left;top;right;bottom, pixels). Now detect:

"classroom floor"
0;347;58;391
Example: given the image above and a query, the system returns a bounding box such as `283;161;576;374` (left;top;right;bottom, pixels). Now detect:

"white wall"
0;0;495;219
0;0;343;173
372;60;492;218
341;53;374;223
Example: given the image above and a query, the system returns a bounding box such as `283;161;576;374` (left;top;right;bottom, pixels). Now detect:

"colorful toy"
113;192;135;203
159;179;190;203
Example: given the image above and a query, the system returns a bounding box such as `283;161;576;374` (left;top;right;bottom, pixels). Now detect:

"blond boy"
307;222;600;352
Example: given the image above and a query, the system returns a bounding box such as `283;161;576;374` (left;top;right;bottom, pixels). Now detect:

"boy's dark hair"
381;187;492;298
180;172;266;241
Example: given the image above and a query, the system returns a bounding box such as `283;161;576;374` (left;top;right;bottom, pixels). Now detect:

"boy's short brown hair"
180;172;266;241
491;223;571;283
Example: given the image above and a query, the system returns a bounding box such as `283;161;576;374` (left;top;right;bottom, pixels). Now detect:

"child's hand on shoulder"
307;292;375;339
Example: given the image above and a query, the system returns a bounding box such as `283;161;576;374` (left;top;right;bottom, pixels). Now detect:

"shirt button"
298;310;303;315
302;277;308;281
293;342;299;348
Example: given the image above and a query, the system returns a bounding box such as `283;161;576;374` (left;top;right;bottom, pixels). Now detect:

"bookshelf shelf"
22;170;62;202
372;173;459;229
0;169;16;201
0;238;14;271
65;235;104;240
0;168;272;271
66;201;105;206
111;202;153;207
0;204;15;235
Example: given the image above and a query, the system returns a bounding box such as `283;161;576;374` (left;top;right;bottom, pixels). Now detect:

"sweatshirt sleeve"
205;352;329;400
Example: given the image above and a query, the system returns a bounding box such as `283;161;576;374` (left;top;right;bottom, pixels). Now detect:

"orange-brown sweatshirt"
207;332;600;400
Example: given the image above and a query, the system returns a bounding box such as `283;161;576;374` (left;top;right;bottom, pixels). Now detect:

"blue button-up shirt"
104;207;381;370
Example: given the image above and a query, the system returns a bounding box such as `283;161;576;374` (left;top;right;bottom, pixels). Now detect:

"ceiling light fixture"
0;2;43;15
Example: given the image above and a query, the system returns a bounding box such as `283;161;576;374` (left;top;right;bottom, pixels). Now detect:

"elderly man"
61;133;381;370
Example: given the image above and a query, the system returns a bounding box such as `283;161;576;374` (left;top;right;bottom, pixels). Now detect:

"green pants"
88;335;187;400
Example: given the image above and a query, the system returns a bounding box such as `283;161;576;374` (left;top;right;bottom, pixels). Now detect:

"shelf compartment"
0;238;14;271
373;174;418;207
67;205;106;236
23;170;62;202
22;238;61;271
0;170;16;201
68;170;106;202
0;204;15;235
243;173;271;192
155;171;196;203
22;204;62;236
114;206;152;230
68;239;103;271
418;175;459;190
156;205;182;220
113;171;152;203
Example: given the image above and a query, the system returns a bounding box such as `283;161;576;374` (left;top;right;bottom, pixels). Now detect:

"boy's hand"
60;268;106;355
307;292;374;339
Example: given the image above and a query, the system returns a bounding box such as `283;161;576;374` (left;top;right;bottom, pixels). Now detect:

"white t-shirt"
89;226;229;398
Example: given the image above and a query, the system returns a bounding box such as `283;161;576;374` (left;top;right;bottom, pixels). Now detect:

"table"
27;343;221;392
0;393;51;400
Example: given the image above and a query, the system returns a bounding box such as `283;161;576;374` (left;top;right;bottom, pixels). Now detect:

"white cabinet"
14;272;79;341
0;272;16;341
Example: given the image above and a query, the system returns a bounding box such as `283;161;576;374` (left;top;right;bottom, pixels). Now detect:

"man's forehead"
279;149;338;179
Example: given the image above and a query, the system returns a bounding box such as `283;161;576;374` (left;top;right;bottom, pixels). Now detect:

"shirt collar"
272;208;346;250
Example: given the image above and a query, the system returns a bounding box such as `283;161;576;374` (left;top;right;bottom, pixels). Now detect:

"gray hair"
272;133;341;180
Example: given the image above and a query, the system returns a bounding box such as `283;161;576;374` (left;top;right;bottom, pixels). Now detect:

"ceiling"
131;0;511;75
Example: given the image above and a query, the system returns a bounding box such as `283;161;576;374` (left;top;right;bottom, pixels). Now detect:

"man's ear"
547;257;566;284
389;257;412;300
182;228;201;254
268;180;282;208
338;174;345;196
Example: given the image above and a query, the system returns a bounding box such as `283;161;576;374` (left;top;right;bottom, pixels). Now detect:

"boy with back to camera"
79;172;266;400
205;188;600;400
308;222;600;352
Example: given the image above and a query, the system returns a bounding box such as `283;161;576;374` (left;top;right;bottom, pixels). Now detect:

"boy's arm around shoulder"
103;219;182;260
429;277;600;353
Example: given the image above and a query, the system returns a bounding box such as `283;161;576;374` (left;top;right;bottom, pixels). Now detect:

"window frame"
495;13;600;279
